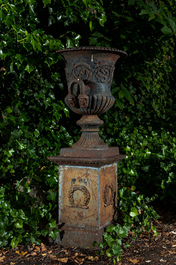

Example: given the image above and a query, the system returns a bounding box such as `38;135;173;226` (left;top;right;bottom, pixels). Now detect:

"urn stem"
72;115;108;149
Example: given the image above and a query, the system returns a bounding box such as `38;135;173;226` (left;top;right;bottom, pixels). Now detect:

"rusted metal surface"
56;225;105;248
100;164;117;227
56;163;118;248
58;166;99;228
72;115;107;150
60;146;119;158
48;154;125;167
57;47;127;116
56;46;127;150
48;46;127;249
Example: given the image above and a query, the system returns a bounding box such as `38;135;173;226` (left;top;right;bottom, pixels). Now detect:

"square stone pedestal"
57;163;117;248
49;154;125;248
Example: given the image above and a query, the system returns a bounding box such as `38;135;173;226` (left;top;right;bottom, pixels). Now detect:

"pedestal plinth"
49;153;125;248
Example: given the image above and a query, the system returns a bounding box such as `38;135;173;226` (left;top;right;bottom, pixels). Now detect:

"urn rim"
56;46;127;57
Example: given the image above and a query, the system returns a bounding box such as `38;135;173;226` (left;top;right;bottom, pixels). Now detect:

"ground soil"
1;206;176;265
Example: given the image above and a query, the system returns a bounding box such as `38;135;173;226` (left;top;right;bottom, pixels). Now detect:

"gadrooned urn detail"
57;47;127;115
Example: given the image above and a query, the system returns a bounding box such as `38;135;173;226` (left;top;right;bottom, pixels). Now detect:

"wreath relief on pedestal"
68;185;90;209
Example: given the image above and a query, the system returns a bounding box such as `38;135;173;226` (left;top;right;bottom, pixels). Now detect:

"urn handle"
66;79;89;109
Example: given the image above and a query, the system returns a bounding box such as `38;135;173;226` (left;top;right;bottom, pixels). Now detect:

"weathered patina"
48;46;127;248
55;163;118;248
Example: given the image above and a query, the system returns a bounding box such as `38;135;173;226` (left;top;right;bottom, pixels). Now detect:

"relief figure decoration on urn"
57;47;127;116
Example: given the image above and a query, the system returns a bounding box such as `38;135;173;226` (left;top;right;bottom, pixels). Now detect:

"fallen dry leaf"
0;256;4;262
74;260;84;265
30;252;37;256
42;253;47;257
170;231;176;235
0;67;6;72
16;251;27;256
41;243;47;252
57;257;68;263
168;250;176;254
48;250;52;254
21;251;27;256
34;246;40;252
10;263;15;265
49;254;57;259
75;256;85;263
160;251;166;255
127;258;139;264
64;249;69;255
160;258;167;262
88;256;99;261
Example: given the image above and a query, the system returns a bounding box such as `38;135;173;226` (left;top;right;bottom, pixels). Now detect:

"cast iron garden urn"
49;46;127;248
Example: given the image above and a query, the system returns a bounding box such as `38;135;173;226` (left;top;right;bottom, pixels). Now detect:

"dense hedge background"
0;0;176;260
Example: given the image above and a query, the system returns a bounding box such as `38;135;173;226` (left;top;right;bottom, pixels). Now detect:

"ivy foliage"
0;0;176;262
0;0;106;248
97;1;176;260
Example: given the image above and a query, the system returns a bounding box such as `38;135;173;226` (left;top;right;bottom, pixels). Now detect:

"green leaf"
128;0;135;4
139;9;150;16
11;237;20;248
48;228;59;239
0;9;3;20
82;0;91;5
167;18;176;32
121;85;134;104
89;21;93;31
66;38;72;48
42;0;51;6
103;233;114;246
118;90;124;99
115;225;129;238
6;106;12;113
116;99;124;109
48;219;57;228
47;191;57;201
130;207;139;217
148;13;156;21
16;140;26;150
161;180;165;189
11;130;20;138
101;13;107;25
106;224;114;233
112;87;119;95
41;229;48;236
15;220;23;229
161;26;172;34
112;244;122;256
151;223;158;236
106;248;112;257
25;64;34;73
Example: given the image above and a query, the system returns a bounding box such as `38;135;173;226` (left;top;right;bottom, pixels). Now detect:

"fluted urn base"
59;115;120;159
73;115;107;149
